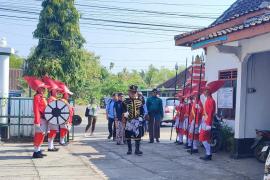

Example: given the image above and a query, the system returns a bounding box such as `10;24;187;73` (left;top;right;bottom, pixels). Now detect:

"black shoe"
48;148;59;152
32;152;43;159
184;145;191;149
174;141;178;144
156;139;160;143
107;135;112;139
39;151;47;156
135;141;143;156
200;155;212;161
178;142;183;145
135;150;143;156
116;143;121;145
149;140;154;143
187;149;199;153
127;150;132;155
113;137;116;141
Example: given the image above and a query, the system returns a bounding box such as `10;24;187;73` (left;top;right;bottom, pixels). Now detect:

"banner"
217;87;233;109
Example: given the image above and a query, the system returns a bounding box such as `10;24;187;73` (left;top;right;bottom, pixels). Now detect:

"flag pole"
190;56;203;155
185;56;194;147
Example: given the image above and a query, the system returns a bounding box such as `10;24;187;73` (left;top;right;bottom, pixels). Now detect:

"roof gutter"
175;8;268;47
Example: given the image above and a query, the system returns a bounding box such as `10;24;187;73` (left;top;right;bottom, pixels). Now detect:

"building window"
218;69;237;120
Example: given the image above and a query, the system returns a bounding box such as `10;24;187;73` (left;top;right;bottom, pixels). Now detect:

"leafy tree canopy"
10;54;24;69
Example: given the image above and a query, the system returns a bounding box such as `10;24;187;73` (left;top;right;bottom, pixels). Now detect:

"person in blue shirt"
114;92;125;145
146;88;164;143
106;93;118;140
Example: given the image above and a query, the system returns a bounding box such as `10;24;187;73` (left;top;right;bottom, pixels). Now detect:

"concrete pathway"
0;108;264;180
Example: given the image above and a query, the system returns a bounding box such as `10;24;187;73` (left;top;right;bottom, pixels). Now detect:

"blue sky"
0;0;236;73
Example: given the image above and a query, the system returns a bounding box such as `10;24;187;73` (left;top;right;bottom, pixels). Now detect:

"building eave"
174;8;269;47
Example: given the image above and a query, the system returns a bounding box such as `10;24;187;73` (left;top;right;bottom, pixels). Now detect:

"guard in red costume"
187;91;203;153
55;80;74;146
24;76;48;158
174;95;186;145
43;76;60;152
199;80;224;160
183;94;193;149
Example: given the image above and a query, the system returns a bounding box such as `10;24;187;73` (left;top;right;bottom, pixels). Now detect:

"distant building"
9;69;23;96
155;59;205;97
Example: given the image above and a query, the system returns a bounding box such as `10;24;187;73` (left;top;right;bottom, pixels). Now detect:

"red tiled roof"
193;13;270;44
157;67;191;89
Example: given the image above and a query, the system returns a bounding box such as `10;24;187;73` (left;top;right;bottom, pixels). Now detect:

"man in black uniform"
123;85;144;156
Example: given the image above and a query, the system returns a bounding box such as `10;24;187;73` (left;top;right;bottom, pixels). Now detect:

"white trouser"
202;141;211;155
177;134;183;142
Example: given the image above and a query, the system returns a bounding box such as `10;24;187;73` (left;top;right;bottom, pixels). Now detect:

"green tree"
109;62;115;71
142;65;158;88
10;54;24;69
25;0;85;80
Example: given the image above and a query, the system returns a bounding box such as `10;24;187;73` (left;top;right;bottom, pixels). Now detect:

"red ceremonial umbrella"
204;80;225;94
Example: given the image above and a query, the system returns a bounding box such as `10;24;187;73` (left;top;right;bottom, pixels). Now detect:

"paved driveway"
0;108;264;180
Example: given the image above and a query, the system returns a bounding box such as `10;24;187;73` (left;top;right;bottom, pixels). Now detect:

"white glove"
138;117;143;122
205;125;211;131
34;124;40;128
124;112;129;118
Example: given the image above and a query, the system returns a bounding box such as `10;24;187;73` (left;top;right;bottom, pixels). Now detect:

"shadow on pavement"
0;156;31;160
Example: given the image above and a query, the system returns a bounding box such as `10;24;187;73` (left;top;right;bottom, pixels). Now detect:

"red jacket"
204;96;216;126
33;93;47;125
185;103;192;120
175;102;186;122
191;100;204;125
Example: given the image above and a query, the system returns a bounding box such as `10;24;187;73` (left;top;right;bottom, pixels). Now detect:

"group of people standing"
104;86;164;155
24;76;74;159
173;80;223;161
84;80;221;160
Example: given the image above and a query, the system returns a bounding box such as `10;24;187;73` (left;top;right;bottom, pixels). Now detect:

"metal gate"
0;97;74;141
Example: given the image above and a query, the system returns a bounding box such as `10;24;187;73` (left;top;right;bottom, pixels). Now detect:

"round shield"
72;115;82;126
44;100;70;125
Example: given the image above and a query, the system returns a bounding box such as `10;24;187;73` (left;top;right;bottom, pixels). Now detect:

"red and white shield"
44;100;70;125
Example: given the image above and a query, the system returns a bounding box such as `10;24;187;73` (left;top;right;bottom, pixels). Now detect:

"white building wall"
244;52;270;138
204;32;270;139
241;33;270;59
237;33;270;138
205;46;240;130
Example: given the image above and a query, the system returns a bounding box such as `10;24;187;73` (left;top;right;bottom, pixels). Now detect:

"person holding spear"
174;58;188;144
183;57;194;149
199;80;224;160
174;94;186;145
188;57;205;154
187;90;204;153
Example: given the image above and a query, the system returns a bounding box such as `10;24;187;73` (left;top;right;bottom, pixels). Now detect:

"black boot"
127;140;132;155
200;155;212;161
39;150;47;156
135;140;143;156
